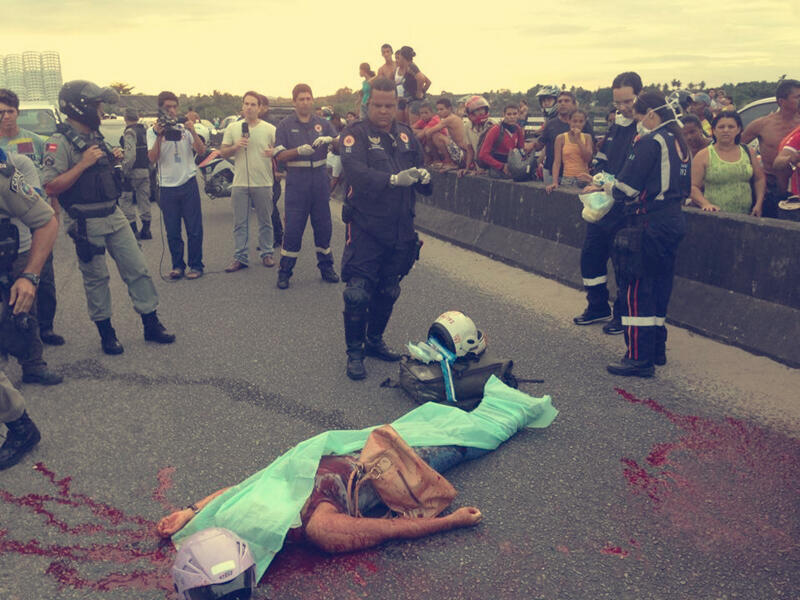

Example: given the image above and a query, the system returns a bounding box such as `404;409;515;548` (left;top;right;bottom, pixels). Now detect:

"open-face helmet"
58;80;119;130
428;311;487;358
172;528;256;600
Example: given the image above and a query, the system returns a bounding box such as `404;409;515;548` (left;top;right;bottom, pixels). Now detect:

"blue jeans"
159;178;204;271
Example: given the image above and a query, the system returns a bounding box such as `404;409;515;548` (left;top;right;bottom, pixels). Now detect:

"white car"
17;102;62;137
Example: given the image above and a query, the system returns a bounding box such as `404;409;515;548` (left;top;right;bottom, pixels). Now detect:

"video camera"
157;111;187;142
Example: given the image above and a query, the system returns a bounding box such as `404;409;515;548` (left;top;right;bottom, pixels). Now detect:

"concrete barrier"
415;172;800;368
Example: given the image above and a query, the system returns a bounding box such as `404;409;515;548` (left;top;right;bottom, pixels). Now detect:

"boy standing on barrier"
338;77;431;380
43;81;175;355
0;150;59;469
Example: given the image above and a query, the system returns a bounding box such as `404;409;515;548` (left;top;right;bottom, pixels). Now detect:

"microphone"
241;122;249;138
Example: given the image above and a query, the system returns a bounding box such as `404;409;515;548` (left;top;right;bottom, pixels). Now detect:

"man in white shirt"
219;92;277;271
147;91;206;279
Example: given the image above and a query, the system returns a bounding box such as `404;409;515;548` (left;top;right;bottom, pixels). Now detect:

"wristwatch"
19;272;40;287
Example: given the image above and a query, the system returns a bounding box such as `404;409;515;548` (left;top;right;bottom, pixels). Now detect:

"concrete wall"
415;172;800;368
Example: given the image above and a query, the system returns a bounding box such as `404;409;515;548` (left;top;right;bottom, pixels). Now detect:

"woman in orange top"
546;109;594;192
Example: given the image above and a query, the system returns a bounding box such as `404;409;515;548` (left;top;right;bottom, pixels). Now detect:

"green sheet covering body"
173;376;558;579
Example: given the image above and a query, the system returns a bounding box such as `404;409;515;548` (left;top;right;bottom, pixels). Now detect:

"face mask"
615;113;633;127
637;121;651;136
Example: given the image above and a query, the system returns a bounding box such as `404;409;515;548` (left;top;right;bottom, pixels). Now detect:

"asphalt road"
0;185;798;600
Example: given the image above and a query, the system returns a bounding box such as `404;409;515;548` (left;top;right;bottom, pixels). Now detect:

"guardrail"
414;172;800;367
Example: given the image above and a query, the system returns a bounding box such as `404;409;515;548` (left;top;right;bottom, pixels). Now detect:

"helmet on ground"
465;95;490;125
58;80;119;130
536;85;560;119
172;527;256;600
428;311;487;358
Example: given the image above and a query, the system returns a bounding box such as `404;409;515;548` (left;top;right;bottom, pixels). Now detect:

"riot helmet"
58;80;119;131
428;311;487;358
172;528;256;600
536;85;560;119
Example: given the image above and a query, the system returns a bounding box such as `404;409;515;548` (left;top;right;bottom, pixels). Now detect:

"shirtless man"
377;43;395;80
741;79;800;217
423;98;470;170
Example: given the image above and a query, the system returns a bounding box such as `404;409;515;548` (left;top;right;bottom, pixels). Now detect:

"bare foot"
450;506;483;527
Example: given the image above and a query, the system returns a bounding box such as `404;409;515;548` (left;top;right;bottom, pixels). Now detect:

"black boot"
320;264;340;283
607;356;655;378
277;257;294;289
130;221;140;239
142;311;176;344
0;411;41;471
96;318;124;355
139;220;152;240
364;295;402;361
343;310;367;380
654;343;667;366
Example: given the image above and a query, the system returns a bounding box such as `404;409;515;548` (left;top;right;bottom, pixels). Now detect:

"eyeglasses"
0;109;16;116
613;98;635;108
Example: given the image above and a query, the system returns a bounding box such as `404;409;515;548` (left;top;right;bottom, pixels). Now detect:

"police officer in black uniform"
605;91;690;377
339;77;432;380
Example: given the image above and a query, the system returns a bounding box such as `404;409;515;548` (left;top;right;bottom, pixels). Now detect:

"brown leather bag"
346;425;457;519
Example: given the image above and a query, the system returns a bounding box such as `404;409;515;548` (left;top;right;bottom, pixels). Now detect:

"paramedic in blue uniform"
273;84;340;289
604;91;690;377
339;77;432;381
574;72;642;336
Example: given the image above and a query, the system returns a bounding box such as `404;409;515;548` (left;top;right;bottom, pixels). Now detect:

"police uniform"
339;118;431;377
576;117;638;328
273;113;338;279
0;152;54;442
42;126;159;325
609;124;690;374
119;122;152;233
1;129;62;343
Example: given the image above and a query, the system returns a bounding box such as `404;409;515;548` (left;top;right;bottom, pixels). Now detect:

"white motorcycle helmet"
428;311;487;358
172;527;256;600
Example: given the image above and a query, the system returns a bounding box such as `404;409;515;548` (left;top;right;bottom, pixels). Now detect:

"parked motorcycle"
197;149;234;198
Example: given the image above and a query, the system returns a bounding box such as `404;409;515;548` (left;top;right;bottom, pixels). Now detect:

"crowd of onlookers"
344;46;799;220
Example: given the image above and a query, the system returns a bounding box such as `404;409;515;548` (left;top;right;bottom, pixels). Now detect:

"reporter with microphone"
220;92;277;271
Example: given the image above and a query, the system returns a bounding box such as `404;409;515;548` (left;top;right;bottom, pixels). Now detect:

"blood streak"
615;388;800;556
0;462;176;596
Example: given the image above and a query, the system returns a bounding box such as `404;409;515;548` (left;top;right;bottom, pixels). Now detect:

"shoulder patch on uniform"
43;155;56;167
10;170;42;202
314;123;323;133
343;135;355;147
46;142;58;153
399;132;409;144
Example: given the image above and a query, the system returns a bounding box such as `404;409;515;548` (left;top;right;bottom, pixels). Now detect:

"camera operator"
147;91;206;280
42;80;175;355
0;149;58;469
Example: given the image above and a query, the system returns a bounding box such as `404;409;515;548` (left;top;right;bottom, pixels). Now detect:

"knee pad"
376;278;401;302
343;278;372;310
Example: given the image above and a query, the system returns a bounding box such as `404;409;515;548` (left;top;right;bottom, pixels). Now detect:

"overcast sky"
4;0;797;98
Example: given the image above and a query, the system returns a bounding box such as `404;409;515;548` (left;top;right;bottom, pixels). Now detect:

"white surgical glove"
417;168;431;185
390;168;420;187
312;135;334;148
296;144;314;156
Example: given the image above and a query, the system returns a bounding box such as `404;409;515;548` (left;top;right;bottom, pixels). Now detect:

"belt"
287;159;327;168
